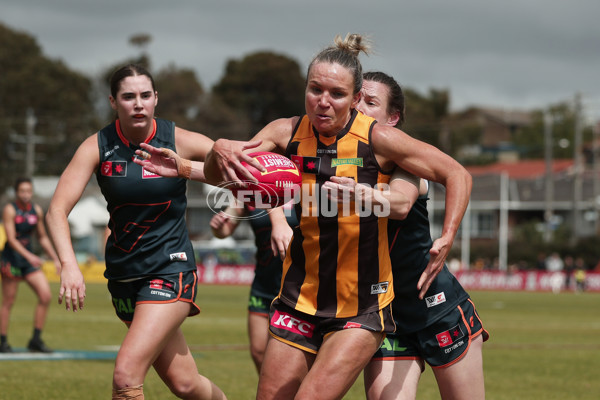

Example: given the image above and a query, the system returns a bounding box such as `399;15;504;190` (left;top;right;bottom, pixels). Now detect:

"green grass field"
1;283;599;399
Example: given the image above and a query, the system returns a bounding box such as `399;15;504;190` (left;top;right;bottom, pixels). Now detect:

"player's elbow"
389;202;412;221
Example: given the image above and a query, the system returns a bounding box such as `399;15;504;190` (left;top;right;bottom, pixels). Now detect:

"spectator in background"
574;265;587;293
546;252;564;273
563;255;575;291
547;253;564;294
536;252;547;271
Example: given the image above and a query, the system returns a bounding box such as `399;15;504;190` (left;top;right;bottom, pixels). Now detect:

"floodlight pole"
572;93;583;243
544;110;554;242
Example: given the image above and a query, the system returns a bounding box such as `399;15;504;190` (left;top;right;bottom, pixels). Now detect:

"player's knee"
112;384;143;399
250;345;266;366
38;291;52;306
1;297;16;309
113;363;138;388
165;375;197;399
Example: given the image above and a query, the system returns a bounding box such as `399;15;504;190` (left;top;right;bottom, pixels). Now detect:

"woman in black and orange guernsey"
46;64;226;400
138;33;472;400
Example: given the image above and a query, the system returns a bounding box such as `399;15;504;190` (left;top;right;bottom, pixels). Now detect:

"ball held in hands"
231;152;301;208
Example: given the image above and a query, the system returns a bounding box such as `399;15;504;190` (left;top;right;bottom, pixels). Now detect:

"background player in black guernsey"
1;177;60;353
46;64;227;400
210;201;297;373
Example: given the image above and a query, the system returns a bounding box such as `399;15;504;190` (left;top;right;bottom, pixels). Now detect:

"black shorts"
248;294;273;316
1;260;39;279
268;298;395;354
371;298;489;368
107;270;201;323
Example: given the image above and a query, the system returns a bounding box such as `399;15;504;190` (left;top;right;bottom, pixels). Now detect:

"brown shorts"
268;298;395;354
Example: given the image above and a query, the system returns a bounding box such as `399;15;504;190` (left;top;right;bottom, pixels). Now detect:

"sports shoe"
27;338;53;353
0;342;13;353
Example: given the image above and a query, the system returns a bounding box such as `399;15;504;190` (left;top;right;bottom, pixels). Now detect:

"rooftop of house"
466;159;574;179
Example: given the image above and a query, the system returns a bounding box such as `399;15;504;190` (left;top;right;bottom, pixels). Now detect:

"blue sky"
2;0;600;120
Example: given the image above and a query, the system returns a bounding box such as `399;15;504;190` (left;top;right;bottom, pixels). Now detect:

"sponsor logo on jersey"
331;157;363;167
104;145;120;158
425;292;447;308
169;252;188;262
435;324;465;348
271;310;315;338
27;214;38;225
142;168;161;179
101;161;127;177
316;148;337;155
371;281;389;294
291;155;321;174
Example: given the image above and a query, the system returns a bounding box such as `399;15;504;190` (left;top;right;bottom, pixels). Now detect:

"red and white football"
232;152;302;208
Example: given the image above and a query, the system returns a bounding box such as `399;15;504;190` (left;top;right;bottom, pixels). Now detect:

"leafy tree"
403;88;450;149
514;101;593;160
154;64;204;129
0;22;96;194
212;51;305;138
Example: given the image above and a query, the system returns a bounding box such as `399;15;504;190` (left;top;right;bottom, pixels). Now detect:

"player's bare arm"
46;133;100;311
372;124;472;297
173;126;214;161
203;117;299;185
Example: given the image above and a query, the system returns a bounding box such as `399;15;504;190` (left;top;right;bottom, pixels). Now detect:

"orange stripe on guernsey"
335;132;361;316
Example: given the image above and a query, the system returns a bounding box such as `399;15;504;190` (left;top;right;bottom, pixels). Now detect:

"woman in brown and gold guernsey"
138;33;472;400
46;64;226;400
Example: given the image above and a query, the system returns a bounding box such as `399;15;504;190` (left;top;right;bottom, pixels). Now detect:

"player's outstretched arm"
134;143;205;180
203;139;264;185
204;117;299;185
371;125;472;298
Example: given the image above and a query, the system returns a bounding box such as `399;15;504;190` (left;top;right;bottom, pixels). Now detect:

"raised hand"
133;143;190;178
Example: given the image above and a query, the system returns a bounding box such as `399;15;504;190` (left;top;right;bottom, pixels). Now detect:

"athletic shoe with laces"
0;342;13;353
27;338;53;353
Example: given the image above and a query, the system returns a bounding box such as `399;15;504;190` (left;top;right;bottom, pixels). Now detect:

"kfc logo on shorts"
425;292;447;308
271;310;315;338
435;325;465;348
343;322;363;329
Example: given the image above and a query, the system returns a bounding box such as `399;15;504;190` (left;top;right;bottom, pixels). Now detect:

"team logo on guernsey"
291;155;321;174
271;310;315;338
169;252;188;261
371;281;389;294
101;161;127;177
331;157;363;167
435;325;465;348
425;292;447;308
